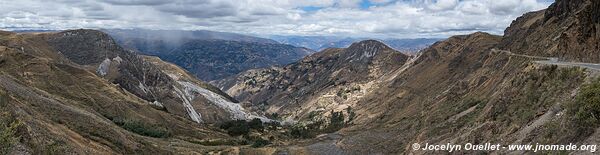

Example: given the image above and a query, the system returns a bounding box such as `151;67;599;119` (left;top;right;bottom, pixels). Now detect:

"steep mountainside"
499;0;599;62
215;0;600;154
215;40;409;121
106;29;314;81
0;29;288;154
0;31;239;154
162;40;313;81
33;30;264;124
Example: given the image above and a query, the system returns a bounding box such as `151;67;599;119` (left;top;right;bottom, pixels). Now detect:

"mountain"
214;0;600;154
105;29;278;45
0;29;270;154
269;35;346;50
104;29;279;57
214;40;409;120
270;35;441;55
105;29;314;81
498;0;600;62
162;40;313;81
1;0;599;154
382;38;445;55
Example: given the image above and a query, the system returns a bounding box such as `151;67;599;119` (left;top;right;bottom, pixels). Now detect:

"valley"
0;0;599;154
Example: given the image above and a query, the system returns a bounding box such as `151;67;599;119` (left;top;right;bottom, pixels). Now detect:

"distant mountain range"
269;35;442;55
104;29;313;81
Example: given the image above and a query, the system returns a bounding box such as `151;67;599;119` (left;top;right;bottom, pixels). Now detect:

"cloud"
369;0;394;4
425;0;458;11
100;0;173;6
0;0;553;38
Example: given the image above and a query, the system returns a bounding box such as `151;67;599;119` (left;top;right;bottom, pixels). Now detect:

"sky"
0;0;554;38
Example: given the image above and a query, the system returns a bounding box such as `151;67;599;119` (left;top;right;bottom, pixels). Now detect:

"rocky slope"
37;29;263;124
499;0;599;62
215;40;410;122
0;29;273;154
106;29;314;81
163;40;313;81
215;0;600;154
0;31;234;154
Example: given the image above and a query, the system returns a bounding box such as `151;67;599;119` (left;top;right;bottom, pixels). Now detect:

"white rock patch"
177;81;272;122
150;101;164;108
97;58;111;76
173;86;203;123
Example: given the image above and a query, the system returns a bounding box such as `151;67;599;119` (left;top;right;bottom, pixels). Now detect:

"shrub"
113;119;170;138
44;140;68;154
289;124;315;138
219;120;250;136
0;116;20;154
264;121;281;130
290;110;348;138
0;94;22;154
570;78;600;130
323;110;344;132
248;118;264;131
265;113;279;120
250;138;271;148
346;106;356;123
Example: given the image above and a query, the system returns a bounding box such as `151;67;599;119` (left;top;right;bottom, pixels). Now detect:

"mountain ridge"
212;0;600;153
105;29;315;81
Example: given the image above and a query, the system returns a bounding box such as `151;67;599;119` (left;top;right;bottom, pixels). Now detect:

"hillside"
499;0;599;62
0;31;235;154
163;40;313;81
215;0;600;154
215;40;410;123
0;30;273;154
106;29;314;81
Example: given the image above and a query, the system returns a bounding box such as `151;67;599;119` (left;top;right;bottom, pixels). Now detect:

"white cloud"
369;0;394;4
425;0;459;11
0;0;553;38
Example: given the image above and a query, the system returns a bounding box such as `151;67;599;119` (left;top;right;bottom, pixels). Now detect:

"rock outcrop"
500;0;600;62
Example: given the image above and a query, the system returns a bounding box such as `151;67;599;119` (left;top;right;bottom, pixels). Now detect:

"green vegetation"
336;86;360;100
248;118;264;132
250;138;271;148
217;118;269;137
219;120;252;136
0;93;21;155
190;139;240;146
427;97;486;137
217;118;278;147
289;108;355;138
346;106;356;123
323;110;345;133
112;118;170;138
570;77;600;132
44;140;69;154
265;113;279;120
495;66;584;126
